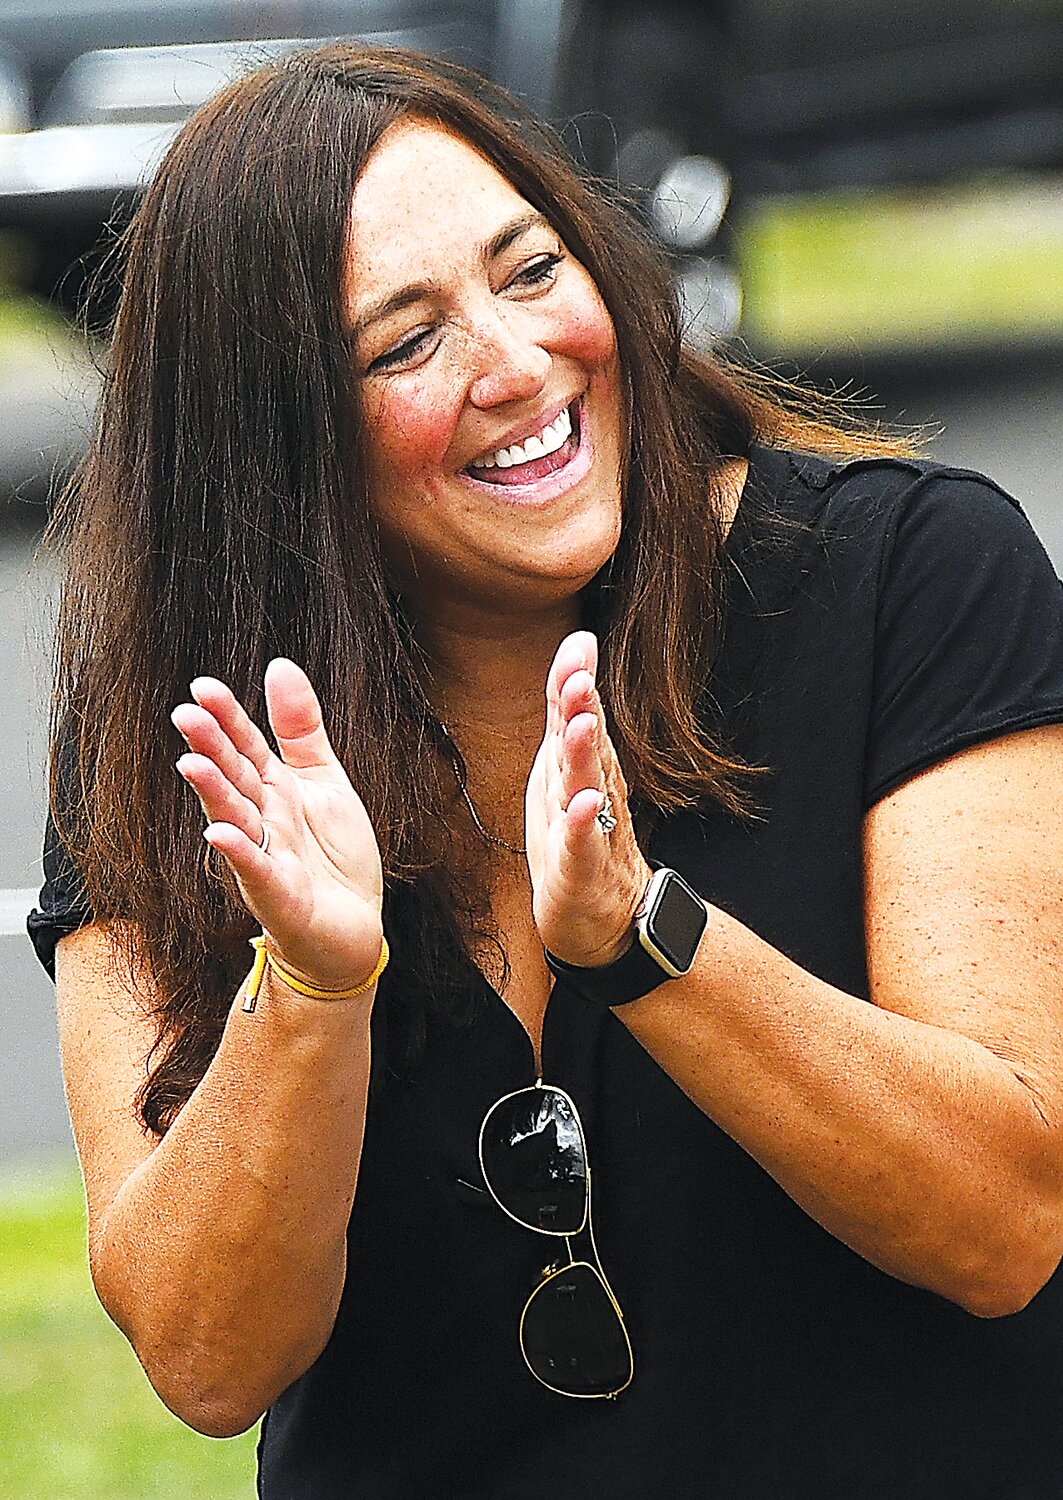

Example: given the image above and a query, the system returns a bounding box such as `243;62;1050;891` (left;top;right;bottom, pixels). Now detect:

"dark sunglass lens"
481;1088;587;1234
521;1262;632;1398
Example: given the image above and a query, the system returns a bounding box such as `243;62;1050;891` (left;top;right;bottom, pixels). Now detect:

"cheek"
364;381;460;489
557;277;618;374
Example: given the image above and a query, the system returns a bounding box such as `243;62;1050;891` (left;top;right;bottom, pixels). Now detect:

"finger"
558;667;606;785
201;820;273;886
546;630;598;715
542;690;564;798
565;785;610;836
560;711;602;808
543;632;599;803
559;668;600;731
558;629;598;680
172;704;266;812
189;676;274;776
264;658;341;773
176;753;264;843
543;655;562;755
558;777;640;901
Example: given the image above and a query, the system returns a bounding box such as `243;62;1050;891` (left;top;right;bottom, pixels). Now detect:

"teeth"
471;404;573;470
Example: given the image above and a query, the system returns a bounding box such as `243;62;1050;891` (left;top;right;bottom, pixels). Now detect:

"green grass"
741;175;1063;353
0;1160;258;1500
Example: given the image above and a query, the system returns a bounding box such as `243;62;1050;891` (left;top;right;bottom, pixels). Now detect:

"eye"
367;326;437;374
508;251;564;292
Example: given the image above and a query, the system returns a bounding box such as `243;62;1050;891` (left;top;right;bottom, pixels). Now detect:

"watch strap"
544;864;682;1007
544;931;670;1007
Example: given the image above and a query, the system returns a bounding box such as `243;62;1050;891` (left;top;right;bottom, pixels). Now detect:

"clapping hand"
526;631;652;967
172;658;384;992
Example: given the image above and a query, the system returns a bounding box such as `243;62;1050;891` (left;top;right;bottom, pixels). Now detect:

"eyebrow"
350;211;553;338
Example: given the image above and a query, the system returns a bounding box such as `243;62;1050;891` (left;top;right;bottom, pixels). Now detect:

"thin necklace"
440;721;528;856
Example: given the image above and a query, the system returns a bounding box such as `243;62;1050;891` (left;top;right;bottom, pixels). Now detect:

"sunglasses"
478;1081;634;1399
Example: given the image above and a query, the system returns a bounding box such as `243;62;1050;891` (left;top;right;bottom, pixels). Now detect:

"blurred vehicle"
0;1;498;316
0;0;1061;339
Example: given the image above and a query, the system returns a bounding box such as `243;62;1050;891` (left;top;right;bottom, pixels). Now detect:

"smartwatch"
544;865;708;1006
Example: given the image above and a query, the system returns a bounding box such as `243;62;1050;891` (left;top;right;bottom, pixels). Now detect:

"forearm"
93;974;374;1436
620;905;1063;1316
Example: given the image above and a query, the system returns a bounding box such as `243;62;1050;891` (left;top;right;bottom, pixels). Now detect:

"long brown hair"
47;43;906;1133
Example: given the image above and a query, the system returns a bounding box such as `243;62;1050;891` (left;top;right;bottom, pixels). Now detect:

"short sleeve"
27;808;93;980
865;469;1063;806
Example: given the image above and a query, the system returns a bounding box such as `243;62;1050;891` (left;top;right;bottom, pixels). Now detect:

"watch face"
646;872;707;972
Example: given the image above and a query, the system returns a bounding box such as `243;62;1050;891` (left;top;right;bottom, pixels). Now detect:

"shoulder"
752;443;1030;530
744;445;1059;601
763;453;1063;806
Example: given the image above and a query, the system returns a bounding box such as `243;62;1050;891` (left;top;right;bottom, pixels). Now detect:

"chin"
514;521;621;597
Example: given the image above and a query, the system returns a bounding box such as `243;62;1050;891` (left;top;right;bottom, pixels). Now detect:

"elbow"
945;1206;1063;1320
930;1129;1063;1319
105;1315;273;1437
164;1393;264;1441
956;1275;1046;1321
89;1246;332;1436
140;1324;330;1438
954;1253;1060;1319
156;1309;337;1435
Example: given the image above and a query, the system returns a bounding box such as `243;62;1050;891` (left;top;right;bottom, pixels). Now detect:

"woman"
30;42;1063;1498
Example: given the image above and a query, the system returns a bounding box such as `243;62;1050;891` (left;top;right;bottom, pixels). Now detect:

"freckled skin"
347;118;624;612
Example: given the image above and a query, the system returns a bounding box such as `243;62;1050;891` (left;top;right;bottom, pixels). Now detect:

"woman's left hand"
526;630;653;965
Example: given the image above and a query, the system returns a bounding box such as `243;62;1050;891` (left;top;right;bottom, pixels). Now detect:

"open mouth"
464;400;582;487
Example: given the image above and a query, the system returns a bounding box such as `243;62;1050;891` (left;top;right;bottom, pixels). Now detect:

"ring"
595;793;617;834
258;822;270;854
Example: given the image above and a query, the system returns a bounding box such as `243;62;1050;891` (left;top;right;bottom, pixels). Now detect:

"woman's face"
346;117;624;614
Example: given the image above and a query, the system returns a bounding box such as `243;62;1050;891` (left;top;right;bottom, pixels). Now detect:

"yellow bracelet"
241;934;389;1013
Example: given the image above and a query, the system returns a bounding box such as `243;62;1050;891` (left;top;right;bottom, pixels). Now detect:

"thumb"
264;658;338;770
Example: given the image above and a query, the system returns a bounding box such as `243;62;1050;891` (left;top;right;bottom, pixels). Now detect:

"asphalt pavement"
2;343;1061;1171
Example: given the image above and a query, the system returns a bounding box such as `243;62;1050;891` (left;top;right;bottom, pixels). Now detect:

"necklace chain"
455;780;528;856
439;720;527;856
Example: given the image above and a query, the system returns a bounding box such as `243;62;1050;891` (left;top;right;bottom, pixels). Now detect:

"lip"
457;397;592;507
465;397;576;470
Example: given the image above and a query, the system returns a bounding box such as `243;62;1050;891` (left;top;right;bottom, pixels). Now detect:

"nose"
467;308;551;410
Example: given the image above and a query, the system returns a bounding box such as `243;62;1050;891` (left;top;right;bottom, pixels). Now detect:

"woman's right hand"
172;658;384;992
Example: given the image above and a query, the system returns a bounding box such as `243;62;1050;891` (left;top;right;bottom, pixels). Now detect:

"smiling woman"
27;41;1063;1500
350;119;623;606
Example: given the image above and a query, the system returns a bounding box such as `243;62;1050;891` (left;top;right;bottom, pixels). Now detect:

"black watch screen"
645;870;707;972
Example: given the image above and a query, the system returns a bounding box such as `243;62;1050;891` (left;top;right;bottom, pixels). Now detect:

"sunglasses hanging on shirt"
479;1081;634;1399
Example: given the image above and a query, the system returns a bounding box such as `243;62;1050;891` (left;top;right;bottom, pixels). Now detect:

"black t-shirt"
30;447;1063;1498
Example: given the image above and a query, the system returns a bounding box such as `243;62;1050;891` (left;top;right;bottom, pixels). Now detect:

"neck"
412;596;580;859
421;595;583;744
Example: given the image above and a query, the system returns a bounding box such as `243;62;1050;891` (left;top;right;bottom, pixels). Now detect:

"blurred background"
1;2;1061;1494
